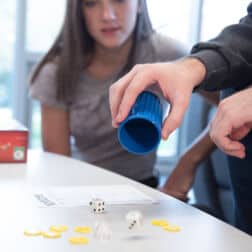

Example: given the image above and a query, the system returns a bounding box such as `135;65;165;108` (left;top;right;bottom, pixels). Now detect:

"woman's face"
82;0;139;49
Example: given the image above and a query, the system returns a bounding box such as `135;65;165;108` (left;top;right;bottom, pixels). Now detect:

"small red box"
0;118;28;163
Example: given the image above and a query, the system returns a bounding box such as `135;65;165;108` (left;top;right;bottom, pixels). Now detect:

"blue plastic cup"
118;91;163;155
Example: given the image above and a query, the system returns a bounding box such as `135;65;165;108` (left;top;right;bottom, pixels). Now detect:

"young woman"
30;0;185;187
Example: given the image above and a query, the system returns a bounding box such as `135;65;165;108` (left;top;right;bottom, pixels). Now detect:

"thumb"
162;98;189;139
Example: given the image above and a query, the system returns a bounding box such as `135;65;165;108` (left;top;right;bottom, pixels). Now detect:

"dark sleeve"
191;3;252;91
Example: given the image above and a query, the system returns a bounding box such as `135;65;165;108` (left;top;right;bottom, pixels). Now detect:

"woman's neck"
87;37;133;80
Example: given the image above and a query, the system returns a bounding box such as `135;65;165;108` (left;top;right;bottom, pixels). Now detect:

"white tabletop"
0;150;251;252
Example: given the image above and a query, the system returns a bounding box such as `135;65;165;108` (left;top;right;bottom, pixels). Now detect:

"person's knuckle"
133;64;143;71
219;100;231;117
110;83;119;94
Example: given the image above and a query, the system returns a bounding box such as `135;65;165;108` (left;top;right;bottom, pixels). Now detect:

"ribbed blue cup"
118;91;163;155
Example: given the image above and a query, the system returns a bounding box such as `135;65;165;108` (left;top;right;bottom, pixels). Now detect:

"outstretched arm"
161;124;216;201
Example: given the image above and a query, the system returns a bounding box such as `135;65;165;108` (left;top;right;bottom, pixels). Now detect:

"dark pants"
228;131;252;235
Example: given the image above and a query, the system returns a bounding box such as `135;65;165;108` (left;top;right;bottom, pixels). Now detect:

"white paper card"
34;185;158;207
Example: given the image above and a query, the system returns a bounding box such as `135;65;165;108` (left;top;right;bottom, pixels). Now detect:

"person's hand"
160;155;198;202
109;58;206;139
210;86;252;158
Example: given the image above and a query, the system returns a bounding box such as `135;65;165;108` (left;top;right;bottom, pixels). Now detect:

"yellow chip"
151;219;162;226
151;219;169;227
69;236;89;245
74;226;92;234
163;225;181;232
159;221;169;227
50;225;68;233
42;231;62;238
24;228;42;237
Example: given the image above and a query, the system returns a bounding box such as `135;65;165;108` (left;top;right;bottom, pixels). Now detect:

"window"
26;0;66;148
147;0;193;44
201;0;251;40
27;0;66;53
0;1;16;116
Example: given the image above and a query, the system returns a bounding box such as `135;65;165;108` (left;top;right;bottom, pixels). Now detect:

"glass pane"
201;0;251;40
0;0;16;112
147;0;192;44
27;0;66;148
27;0;66;53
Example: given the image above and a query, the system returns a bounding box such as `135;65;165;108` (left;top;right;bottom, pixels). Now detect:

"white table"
0;150;251;252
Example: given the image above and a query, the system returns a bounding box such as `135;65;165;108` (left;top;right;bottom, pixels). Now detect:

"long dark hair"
30;0;153;102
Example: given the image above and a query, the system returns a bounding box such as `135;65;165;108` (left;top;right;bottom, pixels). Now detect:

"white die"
125;210;143;229
89;198;105;214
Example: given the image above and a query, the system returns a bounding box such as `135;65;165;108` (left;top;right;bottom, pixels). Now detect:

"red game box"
0;118;28;163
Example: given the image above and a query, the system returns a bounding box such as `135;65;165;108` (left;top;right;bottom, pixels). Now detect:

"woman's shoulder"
33;60;58;84
29;59;68;109
139;32;188;62
30;60;59;96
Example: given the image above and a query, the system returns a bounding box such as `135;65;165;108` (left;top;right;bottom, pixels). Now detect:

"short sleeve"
135;33;188;65
29;62;67;109
150;33;188;62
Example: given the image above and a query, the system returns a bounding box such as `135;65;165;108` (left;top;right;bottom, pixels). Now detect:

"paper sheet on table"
34;185;158;207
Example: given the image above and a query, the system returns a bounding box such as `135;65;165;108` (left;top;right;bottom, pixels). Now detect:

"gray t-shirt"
30;33;186;181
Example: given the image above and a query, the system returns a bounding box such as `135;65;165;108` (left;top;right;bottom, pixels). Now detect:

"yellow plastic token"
69;236;89;245
151;219;169;227
151;219;162;226
74;226;92;234
159;221;169;227
24;228;42;236
163;225;181;232
42;231;62;238
50;225;68;233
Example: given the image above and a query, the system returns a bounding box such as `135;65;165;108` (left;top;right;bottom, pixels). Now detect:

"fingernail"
162;132;168;140
112;121;118;128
